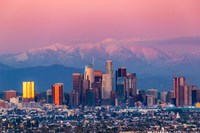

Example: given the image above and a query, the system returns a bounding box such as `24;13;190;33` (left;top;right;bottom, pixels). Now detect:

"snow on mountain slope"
0;39;185;74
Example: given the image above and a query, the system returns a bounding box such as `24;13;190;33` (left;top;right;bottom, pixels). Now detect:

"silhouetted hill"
0;64;83;92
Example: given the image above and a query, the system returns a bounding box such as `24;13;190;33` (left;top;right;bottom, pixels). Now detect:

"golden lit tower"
23;82;35;99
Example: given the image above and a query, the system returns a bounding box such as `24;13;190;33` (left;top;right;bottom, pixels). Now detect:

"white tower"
84;64;94;88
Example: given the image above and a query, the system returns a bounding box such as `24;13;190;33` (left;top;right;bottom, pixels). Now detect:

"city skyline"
1;1;200;132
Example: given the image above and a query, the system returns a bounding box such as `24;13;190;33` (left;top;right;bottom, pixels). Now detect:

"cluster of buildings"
173;77;200;107
1;106;200;132
68;60;137;108
0;59;200;109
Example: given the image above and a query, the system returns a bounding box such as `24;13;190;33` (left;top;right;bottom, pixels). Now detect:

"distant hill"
0;64;83;92
0;63;12;71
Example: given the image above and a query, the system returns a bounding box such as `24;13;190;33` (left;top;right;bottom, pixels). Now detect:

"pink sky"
0;0;200;53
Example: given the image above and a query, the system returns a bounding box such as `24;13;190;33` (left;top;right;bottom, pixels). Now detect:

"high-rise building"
166;90;174;103
102;74;112;99
46;89;52;103
146;95;154;107
81;79;90;105
192;89;200;106
69;90;79;108
106;60;114;90
116;67;127;103
3;90;17;101
146;89;158;99
72;73;83;104
173;77;185;106
183;85;192;106
116;67;127;77
146;89;158;105
161;92;167;103
84;64;94;88
94;70;103;83
92;82;102;106
22;82;35;102
86;89;95;107
52;83;64;105
73;73;83;93
126;73;137;97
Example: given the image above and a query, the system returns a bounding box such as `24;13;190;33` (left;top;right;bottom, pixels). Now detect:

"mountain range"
0;39;200;92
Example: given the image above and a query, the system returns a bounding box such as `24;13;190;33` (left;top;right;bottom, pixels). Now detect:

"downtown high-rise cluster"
1;59;200;109
67;60;137;108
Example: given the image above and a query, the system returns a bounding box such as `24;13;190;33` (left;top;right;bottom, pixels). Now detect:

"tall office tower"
126;73;137;97
86;89;95;107
46;89;52;103
23;82;35;102
161;92;167;103
192;89;200;106
84;64;94;88
166;90;174;103
52;83;64;105
72;73;83;104
106;60;114;89
116;67;127;103
183;85;192;106
73;73;83;93
116;67;127;77
92;82;102;106
94;70;103;83
3;90;17;101
81;79;90;105
173;77;185;106
69;90;79;108
102;74;112;99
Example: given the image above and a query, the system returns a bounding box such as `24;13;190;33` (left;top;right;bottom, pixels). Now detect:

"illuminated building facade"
52;83;64;105
23;82;35;102
84;64;94;88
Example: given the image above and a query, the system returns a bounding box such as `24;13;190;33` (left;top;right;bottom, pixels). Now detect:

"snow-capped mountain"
0;39;186;74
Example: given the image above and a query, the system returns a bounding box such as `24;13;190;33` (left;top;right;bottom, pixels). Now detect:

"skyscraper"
23;82;35;102
146;89;158;104
106;60;114;90
174;77;185;106
73;73;83;93
160;92;167;103
102;74;112;99
126;73;137;97
69;90;79;108
94;70;103;83
72;73;83;104
46;89;52;104
52;83;64;105
86;89;95;107
116;67;127;103
84;64;94;88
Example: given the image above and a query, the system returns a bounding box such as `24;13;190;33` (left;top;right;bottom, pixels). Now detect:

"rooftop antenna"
92;55;95;68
